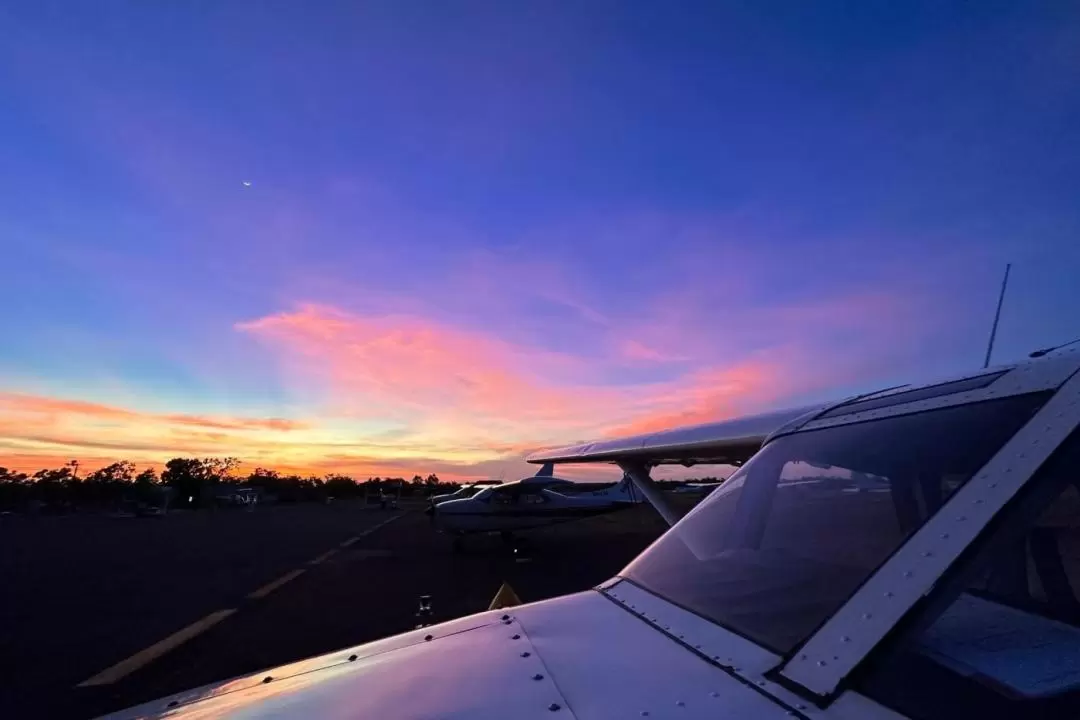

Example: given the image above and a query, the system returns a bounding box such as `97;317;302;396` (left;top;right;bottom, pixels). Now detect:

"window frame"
778;364;1080;699
850;422;1080;716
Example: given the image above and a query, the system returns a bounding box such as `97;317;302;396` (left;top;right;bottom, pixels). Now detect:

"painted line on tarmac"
308;548;338;565
76;609;237;687
247;568;307;599
358;513;405;537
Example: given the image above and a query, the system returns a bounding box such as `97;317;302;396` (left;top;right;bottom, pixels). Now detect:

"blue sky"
1;1;1078;478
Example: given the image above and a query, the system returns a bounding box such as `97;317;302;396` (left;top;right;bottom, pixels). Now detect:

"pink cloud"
619;339;686;364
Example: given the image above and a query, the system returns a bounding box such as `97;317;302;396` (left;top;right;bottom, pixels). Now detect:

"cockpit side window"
856;427;1080;720
622;393;1049;654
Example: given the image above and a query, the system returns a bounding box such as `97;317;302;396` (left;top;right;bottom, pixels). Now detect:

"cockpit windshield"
622;393;1049;653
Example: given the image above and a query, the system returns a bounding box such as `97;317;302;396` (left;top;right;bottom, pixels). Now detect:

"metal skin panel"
104;592;805;720
601;581;904;720
781;359;1080;697
515;590;802;719
103;610;514;718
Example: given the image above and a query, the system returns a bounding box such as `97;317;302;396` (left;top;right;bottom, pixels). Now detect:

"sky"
1;2;1078;481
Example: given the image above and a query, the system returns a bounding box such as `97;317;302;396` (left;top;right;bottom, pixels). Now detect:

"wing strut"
619;462;681;527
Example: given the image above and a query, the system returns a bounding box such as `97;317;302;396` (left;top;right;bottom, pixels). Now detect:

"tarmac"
0;499;672;719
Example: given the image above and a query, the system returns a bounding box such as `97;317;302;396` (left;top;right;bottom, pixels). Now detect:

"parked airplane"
670;480;725;494
428;478;507;507
107;350;1080;719
426;470;644;540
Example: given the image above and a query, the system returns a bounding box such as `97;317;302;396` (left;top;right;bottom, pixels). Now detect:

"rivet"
521;651;531;657
710;691;719;697
800;653;808;659
349;654;358;661
884;591;894;598
817;660;827;667
503;619;512;625
862;613;873;619
841;636;850;643
548;702;561;712
694;644;701;649
922;551;933;557
262;676;273;684
974;499;984;505
733;666;741;672
833;655;839;660
797;705;807;710
425;634;433;641
533;673;544;680
676;700;685;706
956;516;967;522
758;680;766;686
903;571;913;578
989;483;997;488
641;712;650;717
941;533;949;539
678;634;684;639
512;634;521;640
501;614;510;620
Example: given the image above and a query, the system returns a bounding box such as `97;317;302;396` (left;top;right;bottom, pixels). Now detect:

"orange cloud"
0;393;308;432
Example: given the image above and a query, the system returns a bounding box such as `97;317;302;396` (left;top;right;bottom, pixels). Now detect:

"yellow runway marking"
77;609;236;687
247;568;306;600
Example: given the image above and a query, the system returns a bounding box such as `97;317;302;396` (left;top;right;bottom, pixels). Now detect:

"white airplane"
428;478;509;507
426;470;644;540
107;349;1080;719
670;480;726;494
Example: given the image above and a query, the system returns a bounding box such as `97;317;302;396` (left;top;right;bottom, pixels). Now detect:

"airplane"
106;349;1080;719
426;469;644;542
428;478;507;507
670;480;726;494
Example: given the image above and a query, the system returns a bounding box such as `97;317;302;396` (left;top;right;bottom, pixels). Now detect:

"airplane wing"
526;404;825;467
526;404;826;527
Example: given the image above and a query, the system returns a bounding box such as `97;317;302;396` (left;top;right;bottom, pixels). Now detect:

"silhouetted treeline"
0;458;460;512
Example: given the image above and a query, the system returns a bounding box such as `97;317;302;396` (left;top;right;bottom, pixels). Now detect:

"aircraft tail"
534;462;554;477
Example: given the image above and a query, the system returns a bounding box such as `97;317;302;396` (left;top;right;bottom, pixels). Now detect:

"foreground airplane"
107;350;1080;719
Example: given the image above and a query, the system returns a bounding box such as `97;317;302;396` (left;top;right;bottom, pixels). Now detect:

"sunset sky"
2;3;1079;481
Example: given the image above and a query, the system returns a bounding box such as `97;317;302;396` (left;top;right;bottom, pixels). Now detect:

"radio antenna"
983;263;1011;368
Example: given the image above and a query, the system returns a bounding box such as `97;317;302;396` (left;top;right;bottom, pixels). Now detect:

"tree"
161;458;237;507
86;461;136;484
425;473;440;487
324;474;359;498
135;468;158;485
0;467;30;510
